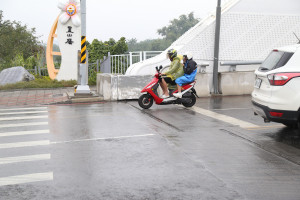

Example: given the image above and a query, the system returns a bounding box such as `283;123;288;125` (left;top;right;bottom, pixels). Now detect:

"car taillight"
269;112;283;117
267;73;300;86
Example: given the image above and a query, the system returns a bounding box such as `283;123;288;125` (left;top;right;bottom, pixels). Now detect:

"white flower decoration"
58;0;81;27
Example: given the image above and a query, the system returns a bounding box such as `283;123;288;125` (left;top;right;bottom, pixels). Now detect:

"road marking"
246;125;285;130
0;130;50;137
213;108;252;111
0;107;47;112
187;106;259;129
0;140;50;149
51;134;156;144
0;154;50;165
0;122;48;128
0;172;53;187
0;115;48;121
0;111;48;116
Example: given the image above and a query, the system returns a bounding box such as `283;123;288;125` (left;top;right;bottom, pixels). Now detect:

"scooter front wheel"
138;94;154;109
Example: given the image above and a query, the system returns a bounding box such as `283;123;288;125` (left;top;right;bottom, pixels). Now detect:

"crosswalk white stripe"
0;111;48;116
0;154;51;165
0;115;48;121
0;122;48;128
0;130;50;137
0;107;47;112
0;140;50;149
187;106;259;129
0;172;53;186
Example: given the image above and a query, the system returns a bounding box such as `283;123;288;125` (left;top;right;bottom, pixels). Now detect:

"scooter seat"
183;81;195;86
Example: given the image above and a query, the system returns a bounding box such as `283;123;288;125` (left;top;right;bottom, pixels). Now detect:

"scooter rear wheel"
138;94;154;109
182;93;196;107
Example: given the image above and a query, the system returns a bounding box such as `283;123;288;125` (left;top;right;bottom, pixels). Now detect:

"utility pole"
212;0;222;94
75;0;91;95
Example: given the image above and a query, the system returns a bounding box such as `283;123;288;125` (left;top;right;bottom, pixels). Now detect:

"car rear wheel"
297;114;300;130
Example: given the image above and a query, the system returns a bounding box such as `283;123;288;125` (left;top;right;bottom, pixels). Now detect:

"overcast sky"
1;0;223;43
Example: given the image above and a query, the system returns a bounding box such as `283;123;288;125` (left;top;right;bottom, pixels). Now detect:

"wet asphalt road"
0;95;300;200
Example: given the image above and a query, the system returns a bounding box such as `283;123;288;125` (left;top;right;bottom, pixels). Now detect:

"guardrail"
29;60;262;81
220;61;263;71
161;61;262;74
198;63;210;73
162;63;210;74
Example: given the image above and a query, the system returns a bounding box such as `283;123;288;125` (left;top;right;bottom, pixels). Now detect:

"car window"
260;51;284;71
274;52;294;69
259;51;294;71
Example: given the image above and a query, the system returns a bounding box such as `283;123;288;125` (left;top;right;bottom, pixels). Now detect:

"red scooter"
138;66;198;109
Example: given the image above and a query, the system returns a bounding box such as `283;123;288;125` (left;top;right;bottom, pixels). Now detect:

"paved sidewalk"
0;87;75;107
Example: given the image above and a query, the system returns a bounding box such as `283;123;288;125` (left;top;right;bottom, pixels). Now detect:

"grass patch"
0;76;77;90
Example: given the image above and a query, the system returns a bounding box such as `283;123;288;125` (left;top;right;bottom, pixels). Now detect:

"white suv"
252;44;300;127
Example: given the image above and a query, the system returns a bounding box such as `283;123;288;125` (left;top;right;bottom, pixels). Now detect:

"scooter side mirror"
159;65;163;70
155;66;159;72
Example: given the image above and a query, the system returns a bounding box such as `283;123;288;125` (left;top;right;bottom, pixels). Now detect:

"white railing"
111;51;163;74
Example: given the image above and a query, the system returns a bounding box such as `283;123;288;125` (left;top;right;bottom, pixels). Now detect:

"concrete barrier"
96;71;255;100
97;74;153;100
194;73;210;97
96;74;116;100
117;75;153;100
219;71;255;95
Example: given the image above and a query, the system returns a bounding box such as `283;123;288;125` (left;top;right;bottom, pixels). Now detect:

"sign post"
212;0;221;94
75;0;91;94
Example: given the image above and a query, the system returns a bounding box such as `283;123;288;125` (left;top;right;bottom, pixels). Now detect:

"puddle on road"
265;128;300;149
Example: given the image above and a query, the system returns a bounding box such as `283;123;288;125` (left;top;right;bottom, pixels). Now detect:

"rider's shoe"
173;92;182;98
161;94;169;99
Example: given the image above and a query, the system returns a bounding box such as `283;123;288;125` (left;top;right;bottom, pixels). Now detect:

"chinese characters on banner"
65;26;74;45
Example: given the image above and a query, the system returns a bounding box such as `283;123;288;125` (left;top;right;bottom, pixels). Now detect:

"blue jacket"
175;60;197;86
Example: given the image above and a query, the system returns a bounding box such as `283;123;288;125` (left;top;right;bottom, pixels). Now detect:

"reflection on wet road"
0;96;299;200
263;127;300;149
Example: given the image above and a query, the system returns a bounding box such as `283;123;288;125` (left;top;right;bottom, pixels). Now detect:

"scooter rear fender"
172;81;196;94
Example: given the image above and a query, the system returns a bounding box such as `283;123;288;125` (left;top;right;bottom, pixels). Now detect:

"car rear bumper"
252;100;299;124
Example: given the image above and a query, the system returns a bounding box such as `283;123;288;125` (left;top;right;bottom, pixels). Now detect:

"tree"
127;38;171;52
112;37;128;55
0;11;42;70
128;12;200;52
87;37;128;63
157;12;199;43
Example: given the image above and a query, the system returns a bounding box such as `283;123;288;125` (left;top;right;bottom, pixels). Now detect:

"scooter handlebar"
156;65;163;73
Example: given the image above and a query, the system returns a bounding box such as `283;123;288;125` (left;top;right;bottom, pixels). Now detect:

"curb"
70;97;104;103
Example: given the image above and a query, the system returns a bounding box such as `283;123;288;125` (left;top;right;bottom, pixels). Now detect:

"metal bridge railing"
220;61;263;71
111;51;163;74
29;60;263;79
87;51;163;75
199;61;263;73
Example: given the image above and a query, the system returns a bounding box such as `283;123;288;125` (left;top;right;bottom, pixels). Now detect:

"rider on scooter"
159;49;184;98
173;52;198;98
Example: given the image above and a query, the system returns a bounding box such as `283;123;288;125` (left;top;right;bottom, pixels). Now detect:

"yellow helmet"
167;49;177;59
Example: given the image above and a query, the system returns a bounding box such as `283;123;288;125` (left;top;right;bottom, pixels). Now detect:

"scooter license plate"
254;78;262;89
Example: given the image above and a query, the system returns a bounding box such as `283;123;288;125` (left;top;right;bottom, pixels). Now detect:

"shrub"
0;77;76;90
